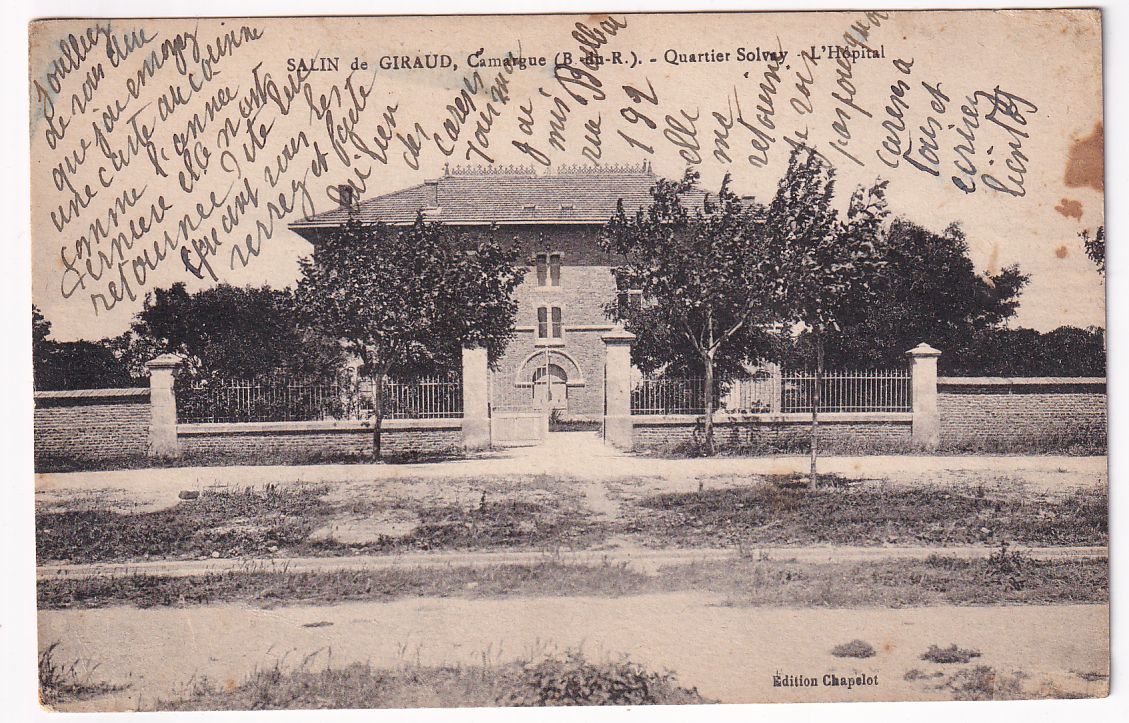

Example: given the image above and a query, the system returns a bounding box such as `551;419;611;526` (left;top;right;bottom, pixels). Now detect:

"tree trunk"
372;370;385;461
703;354;716;455
809;332;823;488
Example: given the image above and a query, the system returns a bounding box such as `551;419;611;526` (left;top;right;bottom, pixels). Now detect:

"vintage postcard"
29;9;1107;711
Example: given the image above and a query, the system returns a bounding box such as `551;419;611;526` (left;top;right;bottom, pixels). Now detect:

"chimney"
338;184;355;208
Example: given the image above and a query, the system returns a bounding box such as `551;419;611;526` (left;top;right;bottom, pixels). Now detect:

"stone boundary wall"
34;388;151;462
178;418;463;459
938;377;1106;448
631;413;913;451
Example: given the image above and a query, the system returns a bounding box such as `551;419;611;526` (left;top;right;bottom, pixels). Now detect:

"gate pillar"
907;343;942;450
462;346;491;450
602;327;636;450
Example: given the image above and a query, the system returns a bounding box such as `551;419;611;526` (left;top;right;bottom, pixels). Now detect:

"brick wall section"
179;422;462;458
34;389;151;461
633;416;912;450
938;379;1106;446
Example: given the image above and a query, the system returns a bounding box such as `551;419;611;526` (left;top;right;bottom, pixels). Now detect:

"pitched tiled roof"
289;164;708;231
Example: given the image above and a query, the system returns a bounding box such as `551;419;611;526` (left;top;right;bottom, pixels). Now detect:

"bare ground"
39;596;1109;710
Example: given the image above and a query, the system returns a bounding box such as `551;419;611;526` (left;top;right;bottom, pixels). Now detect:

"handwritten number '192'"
618;80;659;154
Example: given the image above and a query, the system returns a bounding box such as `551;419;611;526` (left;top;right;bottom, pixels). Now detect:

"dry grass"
628;478;1107;547
38;642;127;707
36;484;609;564
38;554;1108;610
151;649;707;710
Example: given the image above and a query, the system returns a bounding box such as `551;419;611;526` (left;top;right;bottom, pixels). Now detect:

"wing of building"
288;163;705;421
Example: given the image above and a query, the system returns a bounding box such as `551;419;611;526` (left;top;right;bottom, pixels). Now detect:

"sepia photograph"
19;4;1115;716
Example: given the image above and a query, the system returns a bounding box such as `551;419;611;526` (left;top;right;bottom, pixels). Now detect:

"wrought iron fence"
631;376;709;415
178;372;463;423
630;368;912;415
381;373;463;419
781;369;912;413
177;376;344;423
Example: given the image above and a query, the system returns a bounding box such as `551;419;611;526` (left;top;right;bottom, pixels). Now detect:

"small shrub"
941;665;1026;701
986;541;1033;574
921;644;982;664
904;668;943;681
830;640;875;659
498;651;705;706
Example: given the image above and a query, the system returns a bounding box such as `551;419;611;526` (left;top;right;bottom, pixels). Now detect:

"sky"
28;10;1105;342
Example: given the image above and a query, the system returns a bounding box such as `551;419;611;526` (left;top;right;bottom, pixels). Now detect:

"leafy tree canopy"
812;219;1029;372
1081;225;1105;275
131;282;343;380
296;216;524;380
601;170;777;382
32;305;137;390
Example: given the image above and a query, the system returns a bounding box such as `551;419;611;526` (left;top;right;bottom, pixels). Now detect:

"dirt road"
40;595;1109;710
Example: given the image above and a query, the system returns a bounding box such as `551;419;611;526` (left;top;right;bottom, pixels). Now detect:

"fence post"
145;353;184;458
907;343;942;449
602;327;636;450
768;362;783;416
462;346;491;450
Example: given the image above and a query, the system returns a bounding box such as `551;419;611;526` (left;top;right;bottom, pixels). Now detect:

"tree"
950;325;1105;376
32;305;137;390
296;216;523;459
600;171;777;454
817;220;1029;372
131;283;342;380
765;146;889;484
1081;225;1105;275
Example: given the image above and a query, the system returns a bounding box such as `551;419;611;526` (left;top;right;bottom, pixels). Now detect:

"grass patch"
628;479;1107;547
39;560;651;609
39;555;1108;610
643;427;1105;458
35;447;469;473
151;650;707;710
921;644;982;664
37;485;609;564
39;642;127;707
830;640;875;658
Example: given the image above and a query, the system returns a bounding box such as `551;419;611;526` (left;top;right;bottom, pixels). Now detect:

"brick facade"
34;389;151;462
495;234;618;419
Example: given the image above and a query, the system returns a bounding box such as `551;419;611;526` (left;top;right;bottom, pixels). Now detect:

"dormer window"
535;253;562;287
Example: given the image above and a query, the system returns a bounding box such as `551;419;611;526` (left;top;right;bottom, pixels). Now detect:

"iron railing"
781;369;912;413
630;369;912;415
178;373;463;423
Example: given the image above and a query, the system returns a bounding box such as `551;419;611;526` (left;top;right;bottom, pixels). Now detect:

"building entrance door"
532;364;568;413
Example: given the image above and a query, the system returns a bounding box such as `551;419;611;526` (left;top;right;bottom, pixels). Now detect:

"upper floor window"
616;288;643;318
537;306;563;339
535;253;562;287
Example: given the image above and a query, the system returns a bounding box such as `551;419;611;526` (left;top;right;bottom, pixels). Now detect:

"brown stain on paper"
1054;198;1083;220
1055;245;1069;260
1064;123;1104;191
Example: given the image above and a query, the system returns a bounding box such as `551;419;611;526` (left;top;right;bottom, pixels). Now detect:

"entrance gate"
489;371;549;447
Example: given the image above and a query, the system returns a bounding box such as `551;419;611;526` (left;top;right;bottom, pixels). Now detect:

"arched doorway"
532;363;568;413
